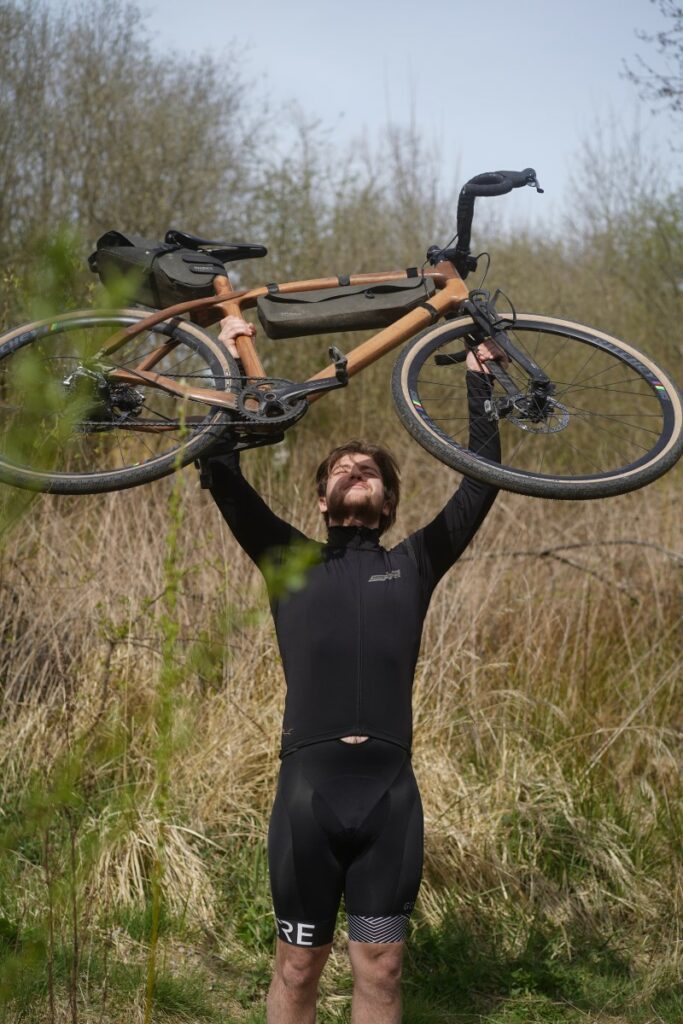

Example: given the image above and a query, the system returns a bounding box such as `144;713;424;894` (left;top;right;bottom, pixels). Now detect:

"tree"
0;0;261;277
624;0;683;119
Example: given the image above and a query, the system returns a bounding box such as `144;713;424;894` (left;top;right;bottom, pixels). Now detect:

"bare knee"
274;940;331;995
278;959;319;993
349;942;403;1000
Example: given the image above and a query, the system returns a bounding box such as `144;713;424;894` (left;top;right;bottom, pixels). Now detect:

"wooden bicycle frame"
102;262;470;412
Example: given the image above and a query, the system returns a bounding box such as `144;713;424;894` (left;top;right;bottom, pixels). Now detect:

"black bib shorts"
268;738;423;947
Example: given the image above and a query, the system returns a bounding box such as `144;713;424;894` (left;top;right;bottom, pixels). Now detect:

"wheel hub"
507;398;570;433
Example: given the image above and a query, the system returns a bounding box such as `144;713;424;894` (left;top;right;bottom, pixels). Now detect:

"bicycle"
0;167;681;499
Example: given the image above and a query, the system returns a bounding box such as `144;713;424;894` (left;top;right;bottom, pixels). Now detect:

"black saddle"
164;229;267;263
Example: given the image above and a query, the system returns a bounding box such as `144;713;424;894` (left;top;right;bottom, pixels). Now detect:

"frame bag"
257;277;436;339
88;231;227;309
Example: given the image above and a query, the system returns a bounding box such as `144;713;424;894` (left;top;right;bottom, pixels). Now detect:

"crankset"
235;346;349;432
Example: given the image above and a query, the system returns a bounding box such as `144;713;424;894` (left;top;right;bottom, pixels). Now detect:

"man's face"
318;452;390;529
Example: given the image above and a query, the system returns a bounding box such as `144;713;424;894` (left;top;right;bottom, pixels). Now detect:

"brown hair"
315;440;401;535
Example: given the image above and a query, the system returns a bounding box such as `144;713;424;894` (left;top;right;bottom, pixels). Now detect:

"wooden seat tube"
213;275;266;379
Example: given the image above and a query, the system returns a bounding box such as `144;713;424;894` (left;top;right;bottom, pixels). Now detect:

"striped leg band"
347;914;410;943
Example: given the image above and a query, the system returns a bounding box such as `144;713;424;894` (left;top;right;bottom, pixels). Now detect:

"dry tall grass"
0;106;682;1016
0;399;681;1018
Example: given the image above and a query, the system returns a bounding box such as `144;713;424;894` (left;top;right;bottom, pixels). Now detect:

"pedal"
329;346;349;384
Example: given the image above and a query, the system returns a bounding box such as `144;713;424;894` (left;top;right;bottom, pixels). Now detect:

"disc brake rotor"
507;398;570;433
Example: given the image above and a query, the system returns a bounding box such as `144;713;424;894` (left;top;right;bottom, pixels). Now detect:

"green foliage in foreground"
1;894;681;1023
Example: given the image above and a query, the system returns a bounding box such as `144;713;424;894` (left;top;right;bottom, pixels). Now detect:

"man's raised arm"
399;358;502;593
200;449;306;567
199;314;307;566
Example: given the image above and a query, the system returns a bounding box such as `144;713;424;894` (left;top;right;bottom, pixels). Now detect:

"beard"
326;483;383;526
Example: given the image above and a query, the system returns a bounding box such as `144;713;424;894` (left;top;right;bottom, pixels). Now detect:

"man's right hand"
219;315;256;358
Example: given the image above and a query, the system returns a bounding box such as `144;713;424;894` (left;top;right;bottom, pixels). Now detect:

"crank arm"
274;347;349;405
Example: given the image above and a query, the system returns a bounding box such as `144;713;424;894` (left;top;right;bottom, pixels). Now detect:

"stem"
68;811;79;1024
143;404;187;1023
43;828;56;1024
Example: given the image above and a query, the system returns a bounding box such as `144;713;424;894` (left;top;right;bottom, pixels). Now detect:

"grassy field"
0;94;681;1018
0;400;681;1022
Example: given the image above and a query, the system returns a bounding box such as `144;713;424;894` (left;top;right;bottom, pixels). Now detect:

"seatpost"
213;275;266;379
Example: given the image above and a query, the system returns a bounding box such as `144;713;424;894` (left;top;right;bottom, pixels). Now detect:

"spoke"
562;410;655;456
112;428;128;467
543;430;611;475
566;359;646;390
559;402;663;438
536;442;547;476
562;339;603;389
429;415;476;424
138;404;182;425
509;330;566;375
552;378;659;400
470;431;502;457
417;376;469;390
567;423;658;455
415;395;470;409
430;421;469;443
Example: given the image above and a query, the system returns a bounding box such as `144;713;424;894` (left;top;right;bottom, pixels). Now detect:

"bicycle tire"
0;308;239;494
392;314;683;499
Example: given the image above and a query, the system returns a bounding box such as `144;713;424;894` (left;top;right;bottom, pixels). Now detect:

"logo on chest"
368;569;402;583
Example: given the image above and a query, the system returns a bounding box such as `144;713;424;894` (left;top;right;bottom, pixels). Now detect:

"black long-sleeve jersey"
204;372;500;756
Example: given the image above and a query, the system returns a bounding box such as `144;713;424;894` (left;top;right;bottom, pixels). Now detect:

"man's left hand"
466;338;509;374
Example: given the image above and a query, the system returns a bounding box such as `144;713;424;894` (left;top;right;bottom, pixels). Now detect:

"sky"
130;0;680;229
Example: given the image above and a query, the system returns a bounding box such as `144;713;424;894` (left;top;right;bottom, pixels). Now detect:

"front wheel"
392;314;683;499
0;309;240;493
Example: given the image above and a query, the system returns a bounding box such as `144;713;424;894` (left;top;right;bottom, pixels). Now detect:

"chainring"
236;380;309;431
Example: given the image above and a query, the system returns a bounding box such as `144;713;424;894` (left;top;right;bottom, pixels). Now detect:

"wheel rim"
0;311;235;489
400;316;682;491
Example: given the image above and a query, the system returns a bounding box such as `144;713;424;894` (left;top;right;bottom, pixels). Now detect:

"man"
201;316;503;1024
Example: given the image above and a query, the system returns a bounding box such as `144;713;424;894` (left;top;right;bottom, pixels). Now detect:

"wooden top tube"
231;265;458;312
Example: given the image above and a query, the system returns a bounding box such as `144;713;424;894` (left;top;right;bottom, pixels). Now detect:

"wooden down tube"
306;274;467;401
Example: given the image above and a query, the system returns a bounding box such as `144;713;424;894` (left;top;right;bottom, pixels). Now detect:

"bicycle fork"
458;290;556;425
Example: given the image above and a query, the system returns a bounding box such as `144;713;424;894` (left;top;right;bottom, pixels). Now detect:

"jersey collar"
326;525;382;550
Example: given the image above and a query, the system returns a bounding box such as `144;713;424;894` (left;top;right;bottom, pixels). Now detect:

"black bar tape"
338;274;350;286
267;282;279;293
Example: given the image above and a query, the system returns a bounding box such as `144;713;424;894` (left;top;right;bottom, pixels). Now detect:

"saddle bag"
256;276;436;339
88;230;227;308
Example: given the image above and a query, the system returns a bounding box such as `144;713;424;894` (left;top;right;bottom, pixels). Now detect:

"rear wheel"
0;309;239;493
392;314;683;499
